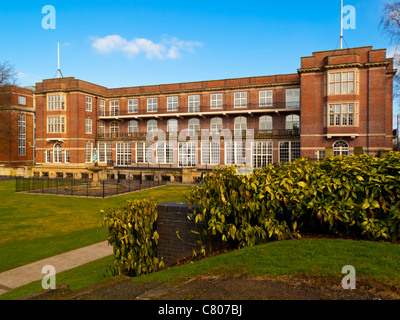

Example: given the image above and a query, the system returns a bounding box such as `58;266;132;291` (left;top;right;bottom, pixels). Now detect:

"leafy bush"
102;199;164;276
185;152;400;255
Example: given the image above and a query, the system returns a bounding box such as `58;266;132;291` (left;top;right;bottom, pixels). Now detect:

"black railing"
97;128;300;140
15;176;166;198
98;102;300;118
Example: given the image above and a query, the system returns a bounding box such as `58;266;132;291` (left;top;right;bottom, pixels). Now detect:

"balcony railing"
98;102;300;118
96;128;300;140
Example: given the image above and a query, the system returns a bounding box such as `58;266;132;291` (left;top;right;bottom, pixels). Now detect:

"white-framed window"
259;90;273;107
328;103;358;127
210;93;223;109
65;150;70;163
110;100;119;116
147;120;158;132
128;99;138;113
45;150;51;163
99;99;105;116
333;141;349;156
136;142;152;163
99;120;105;134
53;143;63;163
210;117;223;132
234;116;247;131
188;118;200;132
98;142;112;164
128;120;138;134
85;142;93;163
85;96;92;112
188;95;200;113
147;98;158;112
285;114;300;131
234;92;247;108
279;141;301;163
110;121;119;134
201;141;220;165
225;141;246;165
286;89;300;109
18;96;26;105
252;141;273;168
167;96;178;111
167;119;178;133
156;142;174;164
328;71;357;95
47;94;66;110
317;150;325;160
47;116;66;133
116;142;132;166
178;141;197;167
259;115;273;131
18;115;26;156
85;118;92;134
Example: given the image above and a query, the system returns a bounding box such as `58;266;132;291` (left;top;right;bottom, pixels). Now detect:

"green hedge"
102;199;164;276
185;152;400;255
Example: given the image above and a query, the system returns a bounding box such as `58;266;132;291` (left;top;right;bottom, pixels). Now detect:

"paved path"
0;241;113;296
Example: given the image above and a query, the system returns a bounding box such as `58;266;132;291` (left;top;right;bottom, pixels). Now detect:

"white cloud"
91;35;202;60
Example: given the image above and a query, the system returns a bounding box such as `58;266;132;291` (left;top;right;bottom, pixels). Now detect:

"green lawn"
2;238;400;300
0;181;191;272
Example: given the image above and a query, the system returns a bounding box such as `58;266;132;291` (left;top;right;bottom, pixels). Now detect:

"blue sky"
0;0;395;92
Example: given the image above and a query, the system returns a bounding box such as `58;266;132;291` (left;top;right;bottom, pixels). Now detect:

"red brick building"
0;85;35;168
32;46;396;179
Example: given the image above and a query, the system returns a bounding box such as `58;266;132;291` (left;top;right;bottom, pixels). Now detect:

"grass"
0;181;191;272
2;179;400;300
131;238;400;285
2;238;400;300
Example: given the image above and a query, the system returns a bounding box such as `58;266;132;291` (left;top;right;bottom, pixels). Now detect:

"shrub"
185;152;400;255
102;199;164;276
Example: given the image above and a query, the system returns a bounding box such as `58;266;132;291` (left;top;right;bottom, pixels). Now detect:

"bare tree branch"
0;61;19;86
380;1;400;42
380;1;400;98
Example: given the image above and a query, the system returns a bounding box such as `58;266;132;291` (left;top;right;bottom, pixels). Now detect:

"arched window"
188;118;200;132
53;143;62;163
167;119;178;133
147;120;158;132
210;117;223;132
128;120;138;134
333;140;349;156
259;115;273;131
234;116;247;131
110;121;119;134
285;114;300;131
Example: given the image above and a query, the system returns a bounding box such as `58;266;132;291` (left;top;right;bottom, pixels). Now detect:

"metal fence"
15;177;166;198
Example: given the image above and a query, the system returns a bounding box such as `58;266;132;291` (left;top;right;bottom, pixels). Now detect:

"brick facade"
30;46;396;177
0;85;35;167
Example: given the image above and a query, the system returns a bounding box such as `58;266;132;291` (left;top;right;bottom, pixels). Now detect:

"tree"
0;61;19;86
381;1;400;42
381;1;400;98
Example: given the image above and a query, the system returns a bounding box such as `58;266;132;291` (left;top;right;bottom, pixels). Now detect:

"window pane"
349;82;354;93
335;83;341;94
342;83;348;94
